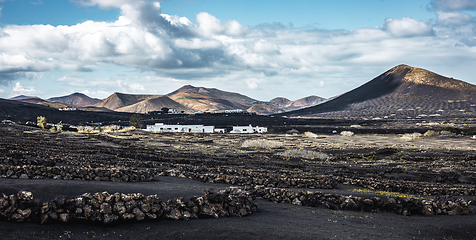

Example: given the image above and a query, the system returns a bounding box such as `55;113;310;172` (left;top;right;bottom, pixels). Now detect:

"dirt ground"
1;124;476;239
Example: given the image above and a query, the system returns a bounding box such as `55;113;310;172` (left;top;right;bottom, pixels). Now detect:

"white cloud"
72;0;147;9
383;17;434;37
12;82;41;95
436;11;474;25
432;0;476;11
1;1;476;100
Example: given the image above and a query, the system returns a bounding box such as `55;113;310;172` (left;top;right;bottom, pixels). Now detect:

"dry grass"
423;130;456;137
241;139;283;149
423;130;439;137
400;132;422;141
340;131;354;137
276;149;330;160
304;131;318;138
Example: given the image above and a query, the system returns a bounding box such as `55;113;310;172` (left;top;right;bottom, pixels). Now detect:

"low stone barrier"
340;176;476;196
0;165;157;182
0;188;256;224
250;186;473;216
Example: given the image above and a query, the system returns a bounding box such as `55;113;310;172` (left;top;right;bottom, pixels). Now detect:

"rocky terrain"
1;123;476;239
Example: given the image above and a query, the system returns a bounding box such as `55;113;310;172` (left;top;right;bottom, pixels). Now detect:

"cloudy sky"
0;0;476;101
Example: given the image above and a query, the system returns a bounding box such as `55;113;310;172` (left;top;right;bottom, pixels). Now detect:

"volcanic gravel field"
1;124;476;239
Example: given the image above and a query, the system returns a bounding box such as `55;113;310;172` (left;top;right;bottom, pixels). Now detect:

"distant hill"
283;96;327;111
94;93;164;110
167;85;258;106
268;97;291;107
9;95;40;100
14;97;74;109
281;64;476;118
48;92;101;107
168;91;250;113
115;95;193;114
247;104;285;115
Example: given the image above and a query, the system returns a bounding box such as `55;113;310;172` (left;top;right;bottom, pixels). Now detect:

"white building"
230;125;267;134
146;123;215;133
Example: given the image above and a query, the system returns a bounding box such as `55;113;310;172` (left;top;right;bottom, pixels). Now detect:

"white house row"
146;123;267;134
230;125;267;133
146;123;215;133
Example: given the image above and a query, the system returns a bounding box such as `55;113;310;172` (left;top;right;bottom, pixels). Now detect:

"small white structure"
146;123;214;133
59;107;77;111
230;125;267;134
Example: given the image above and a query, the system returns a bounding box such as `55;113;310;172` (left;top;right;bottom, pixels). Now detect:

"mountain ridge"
280;64;476;118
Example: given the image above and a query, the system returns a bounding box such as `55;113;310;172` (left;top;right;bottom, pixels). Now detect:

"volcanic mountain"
247;104;285;115
95;92;192;114
167;85;258;112
48;93;101;107
115;95;193;114
9;95;40;101
282;64;476;118
94;93;161;110
11;97;75;109
268;97;291;107
283;96;327;111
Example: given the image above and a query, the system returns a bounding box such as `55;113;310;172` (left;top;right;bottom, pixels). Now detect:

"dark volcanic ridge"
282;64;476;118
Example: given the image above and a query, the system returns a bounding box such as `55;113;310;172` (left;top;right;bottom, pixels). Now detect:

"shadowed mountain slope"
281;65;476;118
48;93;101;107
115;95;193;114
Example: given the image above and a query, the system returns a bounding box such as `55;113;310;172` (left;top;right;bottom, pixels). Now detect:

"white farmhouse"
230;125;267;134
146;123;215;133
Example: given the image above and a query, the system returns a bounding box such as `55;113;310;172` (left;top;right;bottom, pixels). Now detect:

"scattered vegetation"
400;132;422;141
424;130;456;137
37;116;46;129
352;188;421;199
241;139;283;149
276;149;330;160
304;131;318;138
340;131;354;137
423;130;439;137
77;126;95;133
129;114;142;128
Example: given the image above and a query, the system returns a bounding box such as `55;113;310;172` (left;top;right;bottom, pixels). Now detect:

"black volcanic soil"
1;124;476;239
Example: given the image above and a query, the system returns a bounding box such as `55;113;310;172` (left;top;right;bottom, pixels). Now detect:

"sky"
0;0;476;101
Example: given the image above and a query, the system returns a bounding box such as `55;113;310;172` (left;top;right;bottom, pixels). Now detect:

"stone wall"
0;188;256;224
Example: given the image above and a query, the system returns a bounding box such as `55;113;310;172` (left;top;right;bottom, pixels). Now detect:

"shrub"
400;132;422;141
37;116;47;129
77;126;95;133
56;121;63;132
103;125;121;132
340;131;354;137
304;131;318;138
438;130;455;136
129;114;142;128
423;130;438;137
276;149;330;160
241;139;283;149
